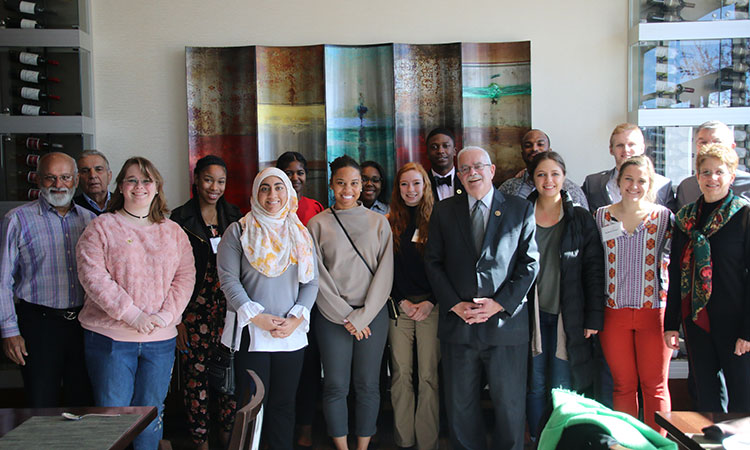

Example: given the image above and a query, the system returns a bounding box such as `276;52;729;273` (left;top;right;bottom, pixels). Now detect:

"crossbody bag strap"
230;313;238;354
330;208;375;276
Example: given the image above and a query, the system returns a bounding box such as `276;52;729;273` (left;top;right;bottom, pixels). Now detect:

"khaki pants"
388;303;440;449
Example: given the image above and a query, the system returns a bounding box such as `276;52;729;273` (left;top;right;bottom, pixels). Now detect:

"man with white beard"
0;152;96;407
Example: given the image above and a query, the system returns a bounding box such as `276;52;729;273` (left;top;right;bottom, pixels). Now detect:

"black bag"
330;208;400;321
207;314;238;395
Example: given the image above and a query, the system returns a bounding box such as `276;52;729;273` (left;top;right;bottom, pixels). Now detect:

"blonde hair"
695;143;739;174
609;123;642;147
617;155;656;203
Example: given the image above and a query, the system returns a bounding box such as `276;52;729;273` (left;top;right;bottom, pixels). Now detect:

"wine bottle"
18;104;56;116
733;47;748;59
12;51;59;66
20;87;60;101
4;0;45;14
18;69;60;84
654;46;678;60
25;137;63;150
655;63;679;79
648;12;684;21
3;16;42;28
21;153;40;167
647;0;696;9
736;130;749;142
731;62;749;73
716;79;747;91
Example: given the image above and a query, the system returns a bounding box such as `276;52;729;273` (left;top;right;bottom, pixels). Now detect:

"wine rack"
629;0;749;183
635;0;749;24
0;0;93;203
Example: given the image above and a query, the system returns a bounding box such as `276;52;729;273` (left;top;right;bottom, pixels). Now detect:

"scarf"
239;167;315;283
675;191;744;331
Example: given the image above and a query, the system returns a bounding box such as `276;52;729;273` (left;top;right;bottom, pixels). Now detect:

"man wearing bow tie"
426;127;465;201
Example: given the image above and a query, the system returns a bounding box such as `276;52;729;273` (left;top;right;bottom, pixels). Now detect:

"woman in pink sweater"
76;157;195;450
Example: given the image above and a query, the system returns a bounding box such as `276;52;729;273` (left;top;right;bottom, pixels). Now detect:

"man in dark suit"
676;120;750;209
425;146;539;450
425;127;464;201
582;123;676;213
73;149;112;215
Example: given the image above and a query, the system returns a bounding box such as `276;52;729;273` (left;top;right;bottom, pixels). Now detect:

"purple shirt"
0;197;95;337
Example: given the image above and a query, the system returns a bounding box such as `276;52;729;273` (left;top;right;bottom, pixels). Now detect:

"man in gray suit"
425;146;539;450
582;123;676;213
676;120;750;209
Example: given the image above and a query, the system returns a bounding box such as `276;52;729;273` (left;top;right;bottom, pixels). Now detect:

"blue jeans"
526;311;571;438
84;330;176;450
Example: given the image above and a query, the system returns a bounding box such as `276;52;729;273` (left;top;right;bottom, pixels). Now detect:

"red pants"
599;307;672;434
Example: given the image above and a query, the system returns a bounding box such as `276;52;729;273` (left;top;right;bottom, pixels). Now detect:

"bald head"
521;129;551;168
38;152;77;176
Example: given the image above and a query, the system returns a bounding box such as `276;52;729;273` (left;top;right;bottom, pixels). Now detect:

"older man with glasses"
0;152;96;407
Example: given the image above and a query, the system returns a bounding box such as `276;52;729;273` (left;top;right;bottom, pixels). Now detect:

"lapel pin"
456;189;462;195
495;210;501;216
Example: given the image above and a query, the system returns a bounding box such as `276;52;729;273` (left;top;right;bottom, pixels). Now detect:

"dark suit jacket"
428;171;464;201
73;193;111;216
425;188;539;346
582;168;676;213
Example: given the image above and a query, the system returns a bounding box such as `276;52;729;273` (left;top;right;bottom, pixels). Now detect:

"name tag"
600;222;625;242
411;228;420;243
210;236;221;254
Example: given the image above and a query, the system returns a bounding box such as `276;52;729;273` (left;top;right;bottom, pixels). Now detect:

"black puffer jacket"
526;190;605;392
170;196;242;303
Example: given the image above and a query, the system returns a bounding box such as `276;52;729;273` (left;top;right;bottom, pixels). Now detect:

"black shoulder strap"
330;208;375;276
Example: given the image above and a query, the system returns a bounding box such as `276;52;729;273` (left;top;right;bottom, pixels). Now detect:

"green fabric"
537;389;676;450
674;192;745;324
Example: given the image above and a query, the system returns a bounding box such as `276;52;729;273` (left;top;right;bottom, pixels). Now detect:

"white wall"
91;0;628;207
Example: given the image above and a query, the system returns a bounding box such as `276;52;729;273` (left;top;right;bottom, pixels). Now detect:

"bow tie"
435;176;452;187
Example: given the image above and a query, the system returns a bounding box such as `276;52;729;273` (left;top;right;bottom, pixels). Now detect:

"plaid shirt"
0;197;95;337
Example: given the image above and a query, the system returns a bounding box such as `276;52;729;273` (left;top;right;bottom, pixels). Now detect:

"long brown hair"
388;162;434;253
108;156;169;223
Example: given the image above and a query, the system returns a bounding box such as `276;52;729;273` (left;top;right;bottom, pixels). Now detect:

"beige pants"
388;302;440;449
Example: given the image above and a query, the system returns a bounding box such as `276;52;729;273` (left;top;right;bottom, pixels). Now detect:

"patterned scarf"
239;167;315;283
675;191;744;331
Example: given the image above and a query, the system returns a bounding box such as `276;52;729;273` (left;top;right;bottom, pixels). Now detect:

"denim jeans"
84;330;176;450
526;311;571;438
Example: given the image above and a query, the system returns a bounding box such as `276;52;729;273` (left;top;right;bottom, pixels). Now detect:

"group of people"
0;120;749;450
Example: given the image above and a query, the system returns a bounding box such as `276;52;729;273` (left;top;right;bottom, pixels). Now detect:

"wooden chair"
228;369;265;450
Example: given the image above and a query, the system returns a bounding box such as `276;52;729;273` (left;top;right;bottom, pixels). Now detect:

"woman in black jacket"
170;155;242;450
525;151;605;440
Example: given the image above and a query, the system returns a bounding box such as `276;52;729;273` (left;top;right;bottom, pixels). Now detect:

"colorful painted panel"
462;42;531;185
325;44;395;204
186;41;531;209
256;46;328;204
186;46;258;212
393;43;463;170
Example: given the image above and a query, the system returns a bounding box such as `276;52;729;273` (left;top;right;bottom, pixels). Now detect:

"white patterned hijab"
239;167;315;283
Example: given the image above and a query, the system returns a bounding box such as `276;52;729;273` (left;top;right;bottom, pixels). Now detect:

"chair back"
228;369;265;450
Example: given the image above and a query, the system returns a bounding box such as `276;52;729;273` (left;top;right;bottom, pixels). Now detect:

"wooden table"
0;406;157;449
656;411;748;450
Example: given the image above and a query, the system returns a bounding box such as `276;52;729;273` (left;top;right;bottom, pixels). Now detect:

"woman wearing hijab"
171;155;241;449
217;167;319;450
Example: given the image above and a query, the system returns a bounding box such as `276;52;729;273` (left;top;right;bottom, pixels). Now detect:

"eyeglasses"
362;176;382;184
457;163;491;174
124;177;154;187
41;174;75;184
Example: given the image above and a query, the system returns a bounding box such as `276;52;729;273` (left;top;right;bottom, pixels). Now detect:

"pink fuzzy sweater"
76;212;195;342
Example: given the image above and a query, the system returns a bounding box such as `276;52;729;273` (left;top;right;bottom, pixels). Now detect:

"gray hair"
457;146;493;165
695;121;735;145
78;149;111;170
38;152;78;175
